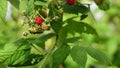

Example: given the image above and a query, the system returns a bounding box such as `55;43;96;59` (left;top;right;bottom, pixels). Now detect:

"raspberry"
35;17;43;25
66;0;75;5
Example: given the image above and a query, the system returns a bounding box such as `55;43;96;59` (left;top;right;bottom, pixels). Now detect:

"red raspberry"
66;0;75;5
35;17;43;25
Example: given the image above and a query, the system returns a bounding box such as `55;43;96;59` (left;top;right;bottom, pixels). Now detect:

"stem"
89;11;97;24
32;44;46;55
35;10;46;21
26;39;46;55
38;34;58;68
38;49;54;68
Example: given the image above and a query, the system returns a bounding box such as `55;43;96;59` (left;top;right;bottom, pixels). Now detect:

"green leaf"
0;38;43;67
64;20;98;36
50;19;63;34
58;20;98;45
57;27;68;45
14;38;27;46
95;0;110;10
84;46;112;65
32;33;55;49
80;14;88;20
0;0;7;20
6;51;43;67
81;22;98;36
26;0;34;16
34;1;46;6
57;16;78;44
52;44;70;68
8;0;20;9
0;43;16;62
0;38;30;62
71;46;87;68
63;4;89;14
112;50;120;67
19;0;28;12
64;37;81;43
5;50;30;66
48;4;63;34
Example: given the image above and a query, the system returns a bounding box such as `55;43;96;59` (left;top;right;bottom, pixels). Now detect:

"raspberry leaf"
8;0;20;9
84;46;112;65
0;38;44;67
52;44;70;68
0;0;7;20
32;33;56;49
63;4;90;14
94;0;110;10
71;46;87;68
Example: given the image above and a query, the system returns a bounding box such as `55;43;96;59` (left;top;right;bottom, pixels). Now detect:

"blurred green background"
0;0;120;68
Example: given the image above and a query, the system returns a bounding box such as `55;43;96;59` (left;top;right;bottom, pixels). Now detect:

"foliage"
0;0;114;68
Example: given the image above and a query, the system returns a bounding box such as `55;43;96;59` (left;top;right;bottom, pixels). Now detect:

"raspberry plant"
0;0;112;68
